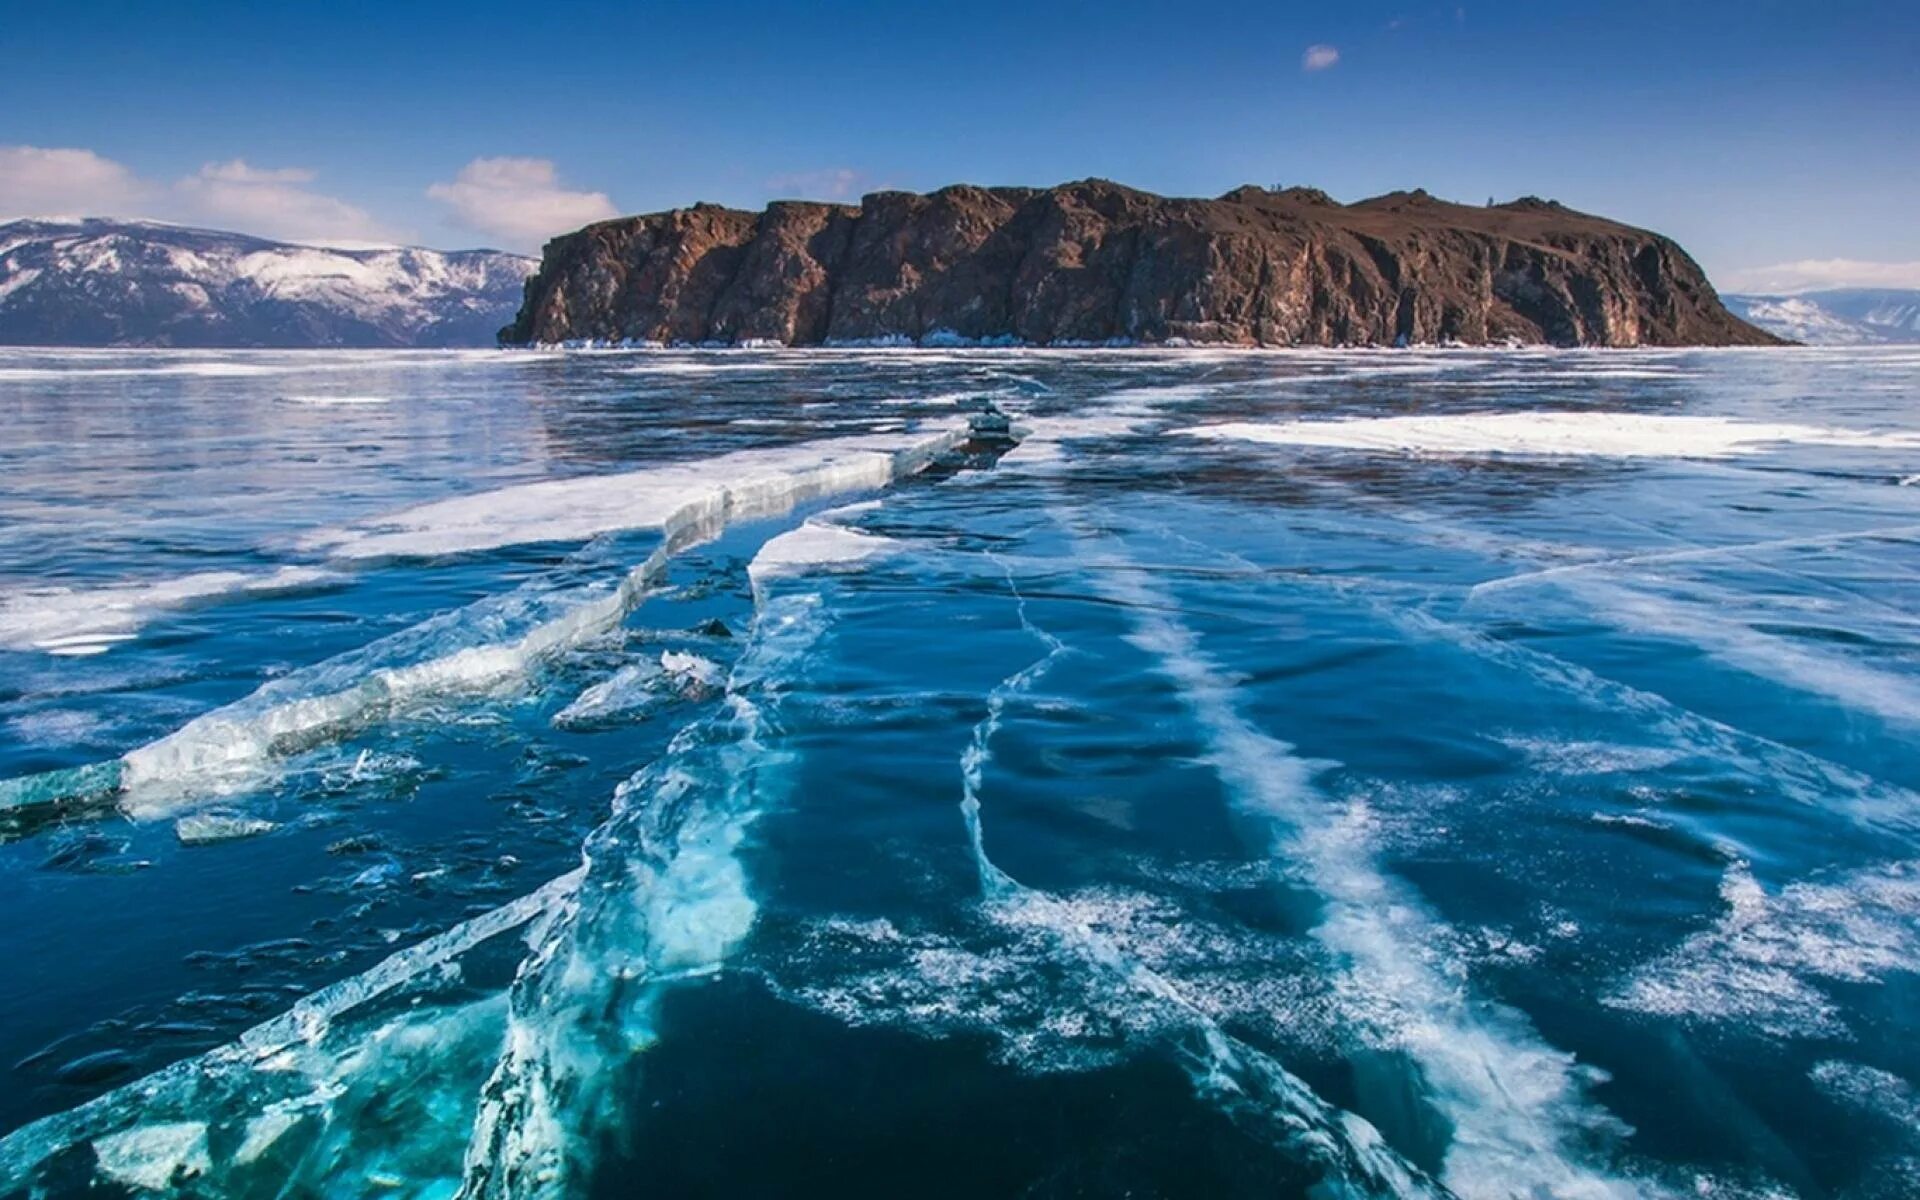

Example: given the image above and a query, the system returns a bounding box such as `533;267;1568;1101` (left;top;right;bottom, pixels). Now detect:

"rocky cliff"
501;181;1778;349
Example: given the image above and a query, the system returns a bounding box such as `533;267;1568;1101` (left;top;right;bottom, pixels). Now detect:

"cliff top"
557;179;1654;253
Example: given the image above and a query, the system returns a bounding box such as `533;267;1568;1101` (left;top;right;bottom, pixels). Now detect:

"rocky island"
501;180;1779;348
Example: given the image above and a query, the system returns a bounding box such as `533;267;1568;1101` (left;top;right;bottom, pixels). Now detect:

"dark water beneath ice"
1;345;1917;1198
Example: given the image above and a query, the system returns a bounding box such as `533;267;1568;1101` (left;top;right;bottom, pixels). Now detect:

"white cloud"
0;145;153;219
0;145;399;246
176;159;399;246
1720;259;1920;294
428;157;618;251
766;168;871;202
196;160;317;186
1302;44;1341;72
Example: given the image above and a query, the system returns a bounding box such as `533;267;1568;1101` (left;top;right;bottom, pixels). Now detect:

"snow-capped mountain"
0;219;535;347
1722;289;1920;346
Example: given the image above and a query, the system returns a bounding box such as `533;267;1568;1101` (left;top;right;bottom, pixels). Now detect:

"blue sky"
3;0;1916;290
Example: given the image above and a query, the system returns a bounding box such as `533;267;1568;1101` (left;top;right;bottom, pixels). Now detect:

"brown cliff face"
501;181;1780;348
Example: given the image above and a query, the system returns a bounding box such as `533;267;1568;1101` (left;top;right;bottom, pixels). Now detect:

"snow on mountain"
0;218;535;348
1723;289;1920;346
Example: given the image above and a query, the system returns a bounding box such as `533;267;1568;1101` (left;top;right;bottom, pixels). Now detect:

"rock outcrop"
501;181;1779;348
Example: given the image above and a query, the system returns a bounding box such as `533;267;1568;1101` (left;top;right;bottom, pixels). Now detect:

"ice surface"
1810;1060;1920;1130
114;574;633;811
1387;605;1920;836
1497;736;1687;776
1468;523;1920;599
0;868;582;1192
1174;412;1920;458
277;394;391;406
0;468;949;1192
1523;574;1920;729
459;592;829;1198
941;556;1444;1197
7;348;1919;1197
1070;518;1643;1199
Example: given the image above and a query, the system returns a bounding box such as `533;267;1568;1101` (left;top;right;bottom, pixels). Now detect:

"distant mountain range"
0;219;534;348
1722;289;1920;345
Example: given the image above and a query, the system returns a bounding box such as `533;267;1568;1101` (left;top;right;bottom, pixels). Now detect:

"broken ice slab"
175;813;277;846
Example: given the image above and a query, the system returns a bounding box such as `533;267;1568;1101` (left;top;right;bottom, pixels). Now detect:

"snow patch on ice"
279;394;391;406
1493;574;1920;730
1810;1060;1920;1129
0;566;337;654
7;708;108;748
1174;413;1920;459
1500;735;1688;776
91;1122;210;1191
1609;860;1920;1039
658;650;721;690
1625;593;1920;727
748;521;894;585
1387;604;1920;836
1000;382;1218;470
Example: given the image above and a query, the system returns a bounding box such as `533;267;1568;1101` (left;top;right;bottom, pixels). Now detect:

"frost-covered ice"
748;515;895;585
1000;381;1219;469
657;649;721;690
552;660;667;729
0;566;335;654
91;1122;211;1191
175;812;277;844
278;394;391;406
310;427;962;560
1811;1060;1920;1125
1498;735;1687;776
1609;860;1920;1039
1175;412;1920;458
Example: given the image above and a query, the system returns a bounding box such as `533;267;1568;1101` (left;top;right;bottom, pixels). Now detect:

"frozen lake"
2;345;1918;1198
